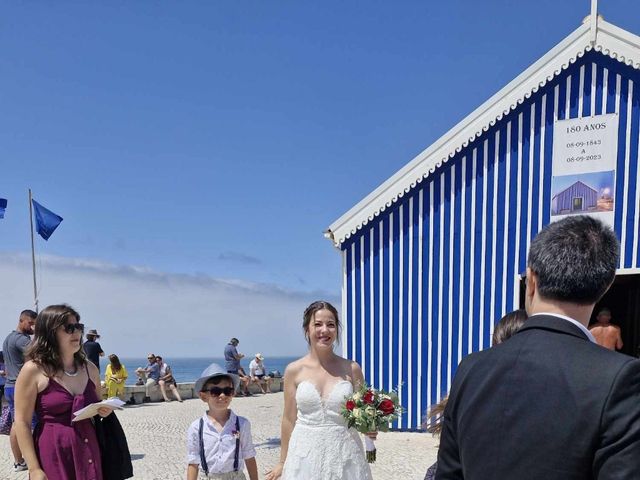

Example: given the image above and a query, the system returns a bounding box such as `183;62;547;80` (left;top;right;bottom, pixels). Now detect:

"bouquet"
341;383;403;463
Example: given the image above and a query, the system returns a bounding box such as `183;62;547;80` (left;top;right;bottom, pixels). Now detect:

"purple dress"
33;376;103;480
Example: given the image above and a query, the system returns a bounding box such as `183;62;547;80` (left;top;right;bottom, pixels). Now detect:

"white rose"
352;392;362;402
352;408;362;418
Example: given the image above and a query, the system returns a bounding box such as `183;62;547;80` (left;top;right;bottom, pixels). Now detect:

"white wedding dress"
282;380;373;480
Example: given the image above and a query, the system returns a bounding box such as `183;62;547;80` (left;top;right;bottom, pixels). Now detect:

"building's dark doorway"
592;274;640;357
572;197;583;211
518;273;640;357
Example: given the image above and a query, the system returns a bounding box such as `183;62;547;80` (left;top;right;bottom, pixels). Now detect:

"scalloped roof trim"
327;20;640;248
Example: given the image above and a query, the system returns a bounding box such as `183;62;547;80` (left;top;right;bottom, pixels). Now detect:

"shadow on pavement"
255;437;281;449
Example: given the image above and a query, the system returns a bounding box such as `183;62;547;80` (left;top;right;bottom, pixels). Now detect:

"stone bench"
109;377;283;404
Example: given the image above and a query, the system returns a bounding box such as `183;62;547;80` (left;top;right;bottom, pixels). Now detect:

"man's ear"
525;267;536;301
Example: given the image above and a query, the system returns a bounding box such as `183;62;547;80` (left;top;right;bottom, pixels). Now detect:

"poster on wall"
551;113;619;227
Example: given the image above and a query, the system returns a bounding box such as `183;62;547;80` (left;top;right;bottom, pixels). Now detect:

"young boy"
186;363;258;480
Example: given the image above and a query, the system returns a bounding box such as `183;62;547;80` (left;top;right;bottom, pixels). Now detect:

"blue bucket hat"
195;363;240;392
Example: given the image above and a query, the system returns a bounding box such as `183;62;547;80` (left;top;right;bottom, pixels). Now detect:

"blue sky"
2;1;640;355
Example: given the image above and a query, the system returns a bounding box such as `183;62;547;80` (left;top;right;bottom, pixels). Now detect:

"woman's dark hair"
25;304;86;378
303;301;341;344
527;216;619;305
492;309;528;346
109;354;122;372
0;351;4;363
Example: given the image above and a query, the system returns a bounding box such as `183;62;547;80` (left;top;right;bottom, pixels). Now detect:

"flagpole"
28;189;38;313
590;0;598;45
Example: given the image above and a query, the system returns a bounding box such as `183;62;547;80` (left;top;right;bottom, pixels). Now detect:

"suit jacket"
436;314;640;480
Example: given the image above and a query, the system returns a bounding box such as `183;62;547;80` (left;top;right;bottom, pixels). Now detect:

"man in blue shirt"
224;338;243;373
3;309;36;472
224;338;250;396
135;353;161;403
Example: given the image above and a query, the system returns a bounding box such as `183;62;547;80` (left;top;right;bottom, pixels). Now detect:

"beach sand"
0;392;438;479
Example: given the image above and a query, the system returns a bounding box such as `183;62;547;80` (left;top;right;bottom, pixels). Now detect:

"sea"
100;356;298;383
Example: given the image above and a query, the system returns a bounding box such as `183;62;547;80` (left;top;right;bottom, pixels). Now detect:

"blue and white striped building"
326;17;640;430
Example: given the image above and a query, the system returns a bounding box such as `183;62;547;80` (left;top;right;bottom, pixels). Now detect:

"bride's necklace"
63;365;79;377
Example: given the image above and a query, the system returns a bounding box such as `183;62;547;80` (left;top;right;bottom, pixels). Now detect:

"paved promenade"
0;392;437;479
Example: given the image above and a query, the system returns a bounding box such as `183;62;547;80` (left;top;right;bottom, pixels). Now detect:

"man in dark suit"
436;215;640;479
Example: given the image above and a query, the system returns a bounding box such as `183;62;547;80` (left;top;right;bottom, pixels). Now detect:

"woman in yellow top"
105;354;128;399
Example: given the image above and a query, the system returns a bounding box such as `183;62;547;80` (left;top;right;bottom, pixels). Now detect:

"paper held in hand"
72;398;125;422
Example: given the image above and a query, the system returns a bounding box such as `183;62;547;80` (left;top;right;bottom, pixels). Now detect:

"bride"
265;301;375;480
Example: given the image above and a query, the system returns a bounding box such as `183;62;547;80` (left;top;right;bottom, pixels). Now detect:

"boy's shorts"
200;472;246;480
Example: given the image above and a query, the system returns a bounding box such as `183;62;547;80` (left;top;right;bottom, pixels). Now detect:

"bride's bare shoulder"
284;356;310;378
345;358;364;381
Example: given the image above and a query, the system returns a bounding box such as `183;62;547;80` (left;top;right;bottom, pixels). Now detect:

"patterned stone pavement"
0;392;437;479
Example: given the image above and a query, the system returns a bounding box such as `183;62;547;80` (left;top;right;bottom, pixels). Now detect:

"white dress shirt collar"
531;312;596;343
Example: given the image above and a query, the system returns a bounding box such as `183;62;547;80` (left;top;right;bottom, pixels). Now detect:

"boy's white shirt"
186;409;256;474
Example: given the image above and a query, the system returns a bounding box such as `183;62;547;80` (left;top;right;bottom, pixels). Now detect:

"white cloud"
0;253;340;358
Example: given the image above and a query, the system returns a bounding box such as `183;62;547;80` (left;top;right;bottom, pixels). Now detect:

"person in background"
423;309;528;480
186;363;258;480
3;309;37;472
236;366;252;397
83;329;104;369
225;338;250;396
105;354;128;400
14;304;115;480
135;353;160;403
0;351;6;406
156;355;183;402
249;353;272;394
224;338;244;373
589;307;623;351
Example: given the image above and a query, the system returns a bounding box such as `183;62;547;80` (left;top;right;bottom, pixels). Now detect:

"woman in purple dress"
14;304;115;480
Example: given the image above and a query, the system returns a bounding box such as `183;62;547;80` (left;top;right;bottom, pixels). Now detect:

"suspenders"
198;418;208;475
199;415;241;475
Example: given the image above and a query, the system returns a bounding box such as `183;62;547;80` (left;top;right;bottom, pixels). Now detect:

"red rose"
379;399;395;415
363;391;375;405
346;400;356;411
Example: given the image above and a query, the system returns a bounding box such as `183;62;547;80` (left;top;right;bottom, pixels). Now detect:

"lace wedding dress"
282;380;373;480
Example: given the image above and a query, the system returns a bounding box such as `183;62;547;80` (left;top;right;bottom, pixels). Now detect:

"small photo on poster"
550;170;615;217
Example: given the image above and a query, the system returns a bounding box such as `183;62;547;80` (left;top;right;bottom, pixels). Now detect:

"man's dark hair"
230;337;239;344
21;309;37;319
527;216;619;305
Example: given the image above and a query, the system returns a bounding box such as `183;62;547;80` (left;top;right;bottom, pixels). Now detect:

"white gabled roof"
326;18;640;247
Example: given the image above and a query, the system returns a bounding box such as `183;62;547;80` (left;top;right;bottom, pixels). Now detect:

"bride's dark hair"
302;301;341;344
26;304;87;378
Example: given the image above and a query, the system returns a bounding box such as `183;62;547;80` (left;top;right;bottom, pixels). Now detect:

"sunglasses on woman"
63;323;85;334
203;386;235;397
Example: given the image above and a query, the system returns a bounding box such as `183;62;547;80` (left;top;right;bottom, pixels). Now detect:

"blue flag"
32;199;63;240
0;198;6;219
